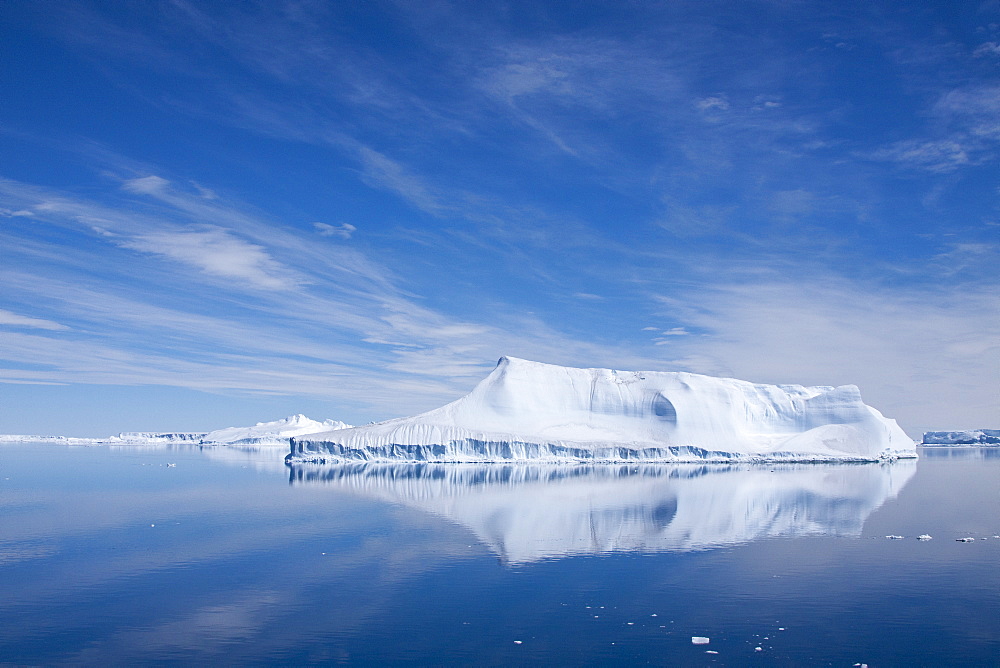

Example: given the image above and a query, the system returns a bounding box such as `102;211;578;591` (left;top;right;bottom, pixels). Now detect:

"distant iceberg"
0;432;205;445
288;460;917;562
0;414;350;447
289;357;916;464
200;414;351;446
921;430;999;445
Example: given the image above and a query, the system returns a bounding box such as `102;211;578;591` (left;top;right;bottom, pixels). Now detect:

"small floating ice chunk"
917;534;932;541
513;640;523;645
705;650;718;654
957;537;975;542
885;535;904;540
755;646;763;652
692;637;710;645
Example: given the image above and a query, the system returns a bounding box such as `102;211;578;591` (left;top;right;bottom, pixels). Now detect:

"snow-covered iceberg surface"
287;461;917;562
921;430;1000;445
289;357;916;464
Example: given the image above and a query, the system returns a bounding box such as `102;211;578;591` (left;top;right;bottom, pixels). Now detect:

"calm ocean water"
0;443;997;666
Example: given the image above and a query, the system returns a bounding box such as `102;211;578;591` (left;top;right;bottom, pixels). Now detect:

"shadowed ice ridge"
288;460;916;564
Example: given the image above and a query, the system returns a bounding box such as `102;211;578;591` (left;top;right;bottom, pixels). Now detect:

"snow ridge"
289;357;916;463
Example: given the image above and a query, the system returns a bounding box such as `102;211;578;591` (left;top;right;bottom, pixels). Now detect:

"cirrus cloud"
117;228;299;291
0;309;68;331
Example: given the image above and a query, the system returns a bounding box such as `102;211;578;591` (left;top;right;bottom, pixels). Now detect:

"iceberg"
200;414;351;446
288;357;916;464
287;460;917;562
112;432;206;444
921;430;1000;445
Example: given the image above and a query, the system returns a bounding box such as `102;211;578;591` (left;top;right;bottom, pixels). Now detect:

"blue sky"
1;0;997;437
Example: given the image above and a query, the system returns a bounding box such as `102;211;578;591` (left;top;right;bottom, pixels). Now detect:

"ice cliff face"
289;357;916;463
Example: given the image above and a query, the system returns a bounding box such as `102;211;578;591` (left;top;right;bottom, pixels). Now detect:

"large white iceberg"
289;357;916;463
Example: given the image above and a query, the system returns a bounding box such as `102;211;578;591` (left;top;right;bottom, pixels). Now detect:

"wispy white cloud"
354;146;445;215
313;222;355;239
475;38;688;158
118;228;299;291
933;85;1000;139
122;175;170;195
866;139;971;172
695;95;730;112
973;42;1000;57
929;242;1000;275
0;309;68;331
865;84;1000;174
1;208;35;218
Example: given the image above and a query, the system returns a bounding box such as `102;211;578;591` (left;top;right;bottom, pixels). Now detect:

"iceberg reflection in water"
288;460;916;564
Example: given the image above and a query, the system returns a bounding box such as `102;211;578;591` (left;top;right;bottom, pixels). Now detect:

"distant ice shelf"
0;414;351;447
288;356;917;464
0;432;206;445
921;430;1000;445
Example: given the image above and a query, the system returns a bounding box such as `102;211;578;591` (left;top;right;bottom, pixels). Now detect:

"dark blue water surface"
0;443;997;666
